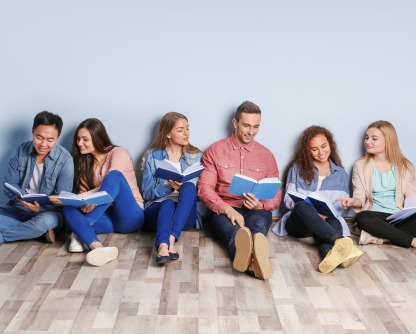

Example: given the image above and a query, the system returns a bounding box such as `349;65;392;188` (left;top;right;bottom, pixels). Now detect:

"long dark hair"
147;112;201;164
283;125;343;186
72;118;116;193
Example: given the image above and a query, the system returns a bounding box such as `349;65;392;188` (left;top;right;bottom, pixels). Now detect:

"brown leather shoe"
44;229;55;243
250;233;273;280
233;227;253;272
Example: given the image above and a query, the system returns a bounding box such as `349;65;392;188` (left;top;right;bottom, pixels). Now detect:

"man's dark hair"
33;111;63;136
234;101;261;122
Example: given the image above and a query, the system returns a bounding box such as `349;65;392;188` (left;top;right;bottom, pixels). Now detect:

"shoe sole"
253;233;273;280
233;227;253;272
86;247;118;266
319;238;353;274
342;246;364;268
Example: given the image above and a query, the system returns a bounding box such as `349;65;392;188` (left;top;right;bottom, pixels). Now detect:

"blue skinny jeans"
63;170;144;247
144;182;197;249
285;201;343;258
210;207;272;259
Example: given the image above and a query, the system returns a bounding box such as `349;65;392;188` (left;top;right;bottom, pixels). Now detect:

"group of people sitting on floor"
1;101;415;280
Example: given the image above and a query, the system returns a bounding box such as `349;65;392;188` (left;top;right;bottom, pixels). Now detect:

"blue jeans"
63;170;144;247
210;207;272;259
0;205;63;243
285;201;343;258
144;182;197;249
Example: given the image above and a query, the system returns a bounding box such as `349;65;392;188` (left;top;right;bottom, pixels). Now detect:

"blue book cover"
287;191;337;219
4;182;52;205
228;174;281;200
58;191;113;207
154;160;204;182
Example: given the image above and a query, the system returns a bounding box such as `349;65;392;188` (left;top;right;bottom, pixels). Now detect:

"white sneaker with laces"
69;233;87;253
86;247;118;266
359;230;388;245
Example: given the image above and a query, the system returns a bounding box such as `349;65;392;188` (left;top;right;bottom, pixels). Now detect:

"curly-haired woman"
272;126;363;273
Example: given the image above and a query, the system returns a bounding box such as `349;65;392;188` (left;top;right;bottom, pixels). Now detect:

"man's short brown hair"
234;101;261;122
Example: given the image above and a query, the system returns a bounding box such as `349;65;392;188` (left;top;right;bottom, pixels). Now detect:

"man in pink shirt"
198;101;281;280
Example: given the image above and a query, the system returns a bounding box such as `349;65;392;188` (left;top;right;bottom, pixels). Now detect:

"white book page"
85;191;110;199
159;159;181;173
258;177;280;184
184;162;204;175
234;174;257;183
287;190;307;200
58;191;81;200
308;191;337;212
404;195;416;209
4;182;23;196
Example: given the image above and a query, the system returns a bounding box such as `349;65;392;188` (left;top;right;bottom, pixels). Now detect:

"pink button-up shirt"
198;134;281;214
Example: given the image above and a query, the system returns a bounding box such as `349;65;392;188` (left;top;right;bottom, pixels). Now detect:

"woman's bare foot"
168;235;177;254
89;241;103;250
158;243;169;257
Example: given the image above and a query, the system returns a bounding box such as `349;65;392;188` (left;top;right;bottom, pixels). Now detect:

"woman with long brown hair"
62;118;144;266
337;120;416;247
142;112;202;264
273;125;363;274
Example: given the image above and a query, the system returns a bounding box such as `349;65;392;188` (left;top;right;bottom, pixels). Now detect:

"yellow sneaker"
319;237;353;274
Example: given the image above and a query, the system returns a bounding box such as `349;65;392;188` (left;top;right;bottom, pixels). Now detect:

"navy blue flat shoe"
169;252;179;260
156;255;171;264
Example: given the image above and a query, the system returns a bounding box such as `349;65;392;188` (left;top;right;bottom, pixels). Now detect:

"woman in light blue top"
273;126;363;273
338;120;416;247
142;112;203;264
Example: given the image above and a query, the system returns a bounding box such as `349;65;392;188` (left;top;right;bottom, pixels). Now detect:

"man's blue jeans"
285;201;343;258
144;182;197;249
63;170;144;247
0;205;63;243
210;207;272;259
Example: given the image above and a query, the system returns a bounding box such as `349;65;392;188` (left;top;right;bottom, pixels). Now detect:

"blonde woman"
337;121;416;247
142;112;202;264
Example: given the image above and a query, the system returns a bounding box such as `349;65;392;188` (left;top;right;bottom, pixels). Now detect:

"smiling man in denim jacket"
0;111;74;243
198;101;281;280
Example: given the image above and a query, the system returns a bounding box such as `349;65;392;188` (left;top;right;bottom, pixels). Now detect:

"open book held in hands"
287;190;338;219
4;182;52;205
58;191;113;207
154;159;204;183
387;195;416;225
227;174;281;200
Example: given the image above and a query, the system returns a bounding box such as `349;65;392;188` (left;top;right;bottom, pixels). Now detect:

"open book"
4;182;52;205
57;191;113;207
387;195;416;225
154;160;204;183
287;190;338;219
227;174;281;200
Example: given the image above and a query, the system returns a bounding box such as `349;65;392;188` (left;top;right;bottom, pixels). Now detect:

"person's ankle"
158;243;169;256
89;241;103;250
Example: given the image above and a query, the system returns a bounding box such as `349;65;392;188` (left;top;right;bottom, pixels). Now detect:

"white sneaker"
86;247;118;266
69;233;88;253
359;230;388;245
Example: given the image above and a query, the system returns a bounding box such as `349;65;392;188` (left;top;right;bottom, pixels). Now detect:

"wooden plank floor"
1;222;416;334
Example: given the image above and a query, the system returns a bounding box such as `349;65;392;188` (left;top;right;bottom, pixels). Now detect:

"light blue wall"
1;1;415;214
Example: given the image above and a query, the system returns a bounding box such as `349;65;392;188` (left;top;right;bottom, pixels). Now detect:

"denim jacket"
272;160;351;237
3;141;74;212
141;148;203;228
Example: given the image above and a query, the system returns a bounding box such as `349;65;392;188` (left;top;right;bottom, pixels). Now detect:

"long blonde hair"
148;112;201;163
365;120;412;177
